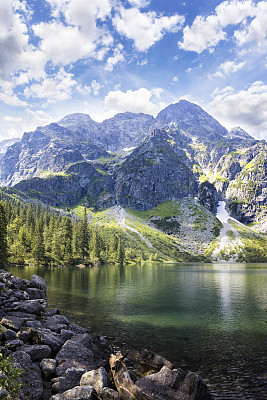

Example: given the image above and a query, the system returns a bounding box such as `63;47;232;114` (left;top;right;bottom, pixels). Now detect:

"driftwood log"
110;352;153;400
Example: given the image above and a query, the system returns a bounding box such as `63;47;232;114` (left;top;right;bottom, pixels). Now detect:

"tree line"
0;200;125;266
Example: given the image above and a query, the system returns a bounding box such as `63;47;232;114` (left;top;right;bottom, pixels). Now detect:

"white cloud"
128;0;151;8
105;87;165;115
173;76;178;82
113;7;184;51
26;109;54;128
3;116;23;124
234;2;267;47
209;81;267;139
212;60;246;78
24;68;76;101
77;80;102;96
179;0;266;53
0;0;29;78
105;44;124;72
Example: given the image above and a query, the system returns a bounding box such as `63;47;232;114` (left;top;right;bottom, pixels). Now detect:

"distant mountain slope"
0;99;266;234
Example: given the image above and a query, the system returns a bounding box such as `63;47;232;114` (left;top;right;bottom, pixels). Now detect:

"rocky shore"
0;269;213;400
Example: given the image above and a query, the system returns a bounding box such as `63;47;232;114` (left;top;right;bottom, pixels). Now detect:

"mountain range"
0;99;266;261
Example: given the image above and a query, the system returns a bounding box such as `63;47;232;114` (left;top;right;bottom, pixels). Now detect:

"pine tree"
0;203;8;266
117;236;125;264
32;217;45;264
90;229;100;260
80;208;89;260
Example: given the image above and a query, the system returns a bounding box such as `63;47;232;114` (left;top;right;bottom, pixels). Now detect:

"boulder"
80;367;111;394
19;344;51;362
0;316;25;331
55;337;95;376
40;358;57;379
3;328;17;341
50;385;95;400
27;288;46;300
52;367;86;394
136;366;213;400
30;275;47;292
31;329;64;355
102;387;122;400
12;300;45;315
13;350;43;400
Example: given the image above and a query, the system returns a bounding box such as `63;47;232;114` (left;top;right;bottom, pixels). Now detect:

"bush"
0;352;22;399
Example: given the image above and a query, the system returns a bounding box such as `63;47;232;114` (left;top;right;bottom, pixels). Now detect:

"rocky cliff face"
0;100;266;232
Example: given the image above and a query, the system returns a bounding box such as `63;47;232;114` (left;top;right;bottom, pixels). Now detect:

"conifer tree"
0;203;7;266
32;217;45;264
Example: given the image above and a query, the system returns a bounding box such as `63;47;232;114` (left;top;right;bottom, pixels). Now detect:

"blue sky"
0;0;266;141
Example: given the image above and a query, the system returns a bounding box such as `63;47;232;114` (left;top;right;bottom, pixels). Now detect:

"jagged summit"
155;100;228;140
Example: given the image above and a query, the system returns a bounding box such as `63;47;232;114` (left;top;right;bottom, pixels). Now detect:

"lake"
6;263;267;399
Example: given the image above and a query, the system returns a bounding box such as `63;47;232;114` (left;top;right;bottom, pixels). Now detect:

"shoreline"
0;268;214;400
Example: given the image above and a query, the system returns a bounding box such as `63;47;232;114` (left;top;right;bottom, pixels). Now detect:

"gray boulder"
50;385;95;400
12;299;45;315
80;367;111;395
30;275;47;292
1;316;25;331
52;367;86;394
19;344;51;362
136;366;213;400
31;329;64;355
27;288;46;300
40;358;57;379
102;387;122;400
13;351;43;400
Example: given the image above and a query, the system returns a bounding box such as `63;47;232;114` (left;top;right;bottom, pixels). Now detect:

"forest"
0;200;126;266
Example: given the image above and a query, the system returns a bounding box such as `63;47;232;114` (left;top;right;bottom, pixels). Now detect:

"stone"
31;329;64;355
45;308;60;317
5;339;23;351
27;288;46;300
50;385;95;400
40;358;57;379
17;328;33;343
60;329;74;342
80;367;111;394
7;311;37;320
52;368;86;394
19;344;51;361
43;315;70;333
139;349;174;370
12;300;45;315
102;387;122;400
30;275;47;292
55;337;95;376
0;316;25;331
136;366;213;400
0;282;5;291
68;323;87;334
3;328;17;341
26;320;42;328
13;351;43;400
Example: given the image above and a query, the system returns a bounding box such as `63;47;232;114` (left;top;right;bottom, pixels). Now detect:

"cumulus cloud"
212;60;246;78
77;80;102;96
0;0;29;78
113;7;184;51
179;0;266;53
128;0;151;8
209;81;267;139
24;68;76;101
105;44;124;72
105;88;165;115
3;116;23;124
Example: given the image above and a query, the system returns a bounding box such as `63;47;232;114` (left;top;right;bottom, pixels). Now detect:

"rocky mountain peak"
155;99;228;140
228;126;254;140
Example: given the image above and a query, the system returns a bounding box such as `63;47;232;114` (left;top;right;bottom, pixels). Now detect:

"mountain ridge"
0;99;266;239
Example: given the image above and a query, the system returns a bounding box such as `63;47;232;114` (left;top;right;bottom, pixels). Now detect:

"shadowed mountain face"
0;100;266;230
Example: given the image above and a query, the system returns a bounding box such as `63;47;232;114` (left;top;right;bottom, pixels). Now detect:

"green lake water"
6;263;267;399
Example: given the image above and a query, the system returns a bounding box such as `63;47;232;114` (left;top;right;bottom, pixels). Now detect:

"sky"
0;0;266;141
